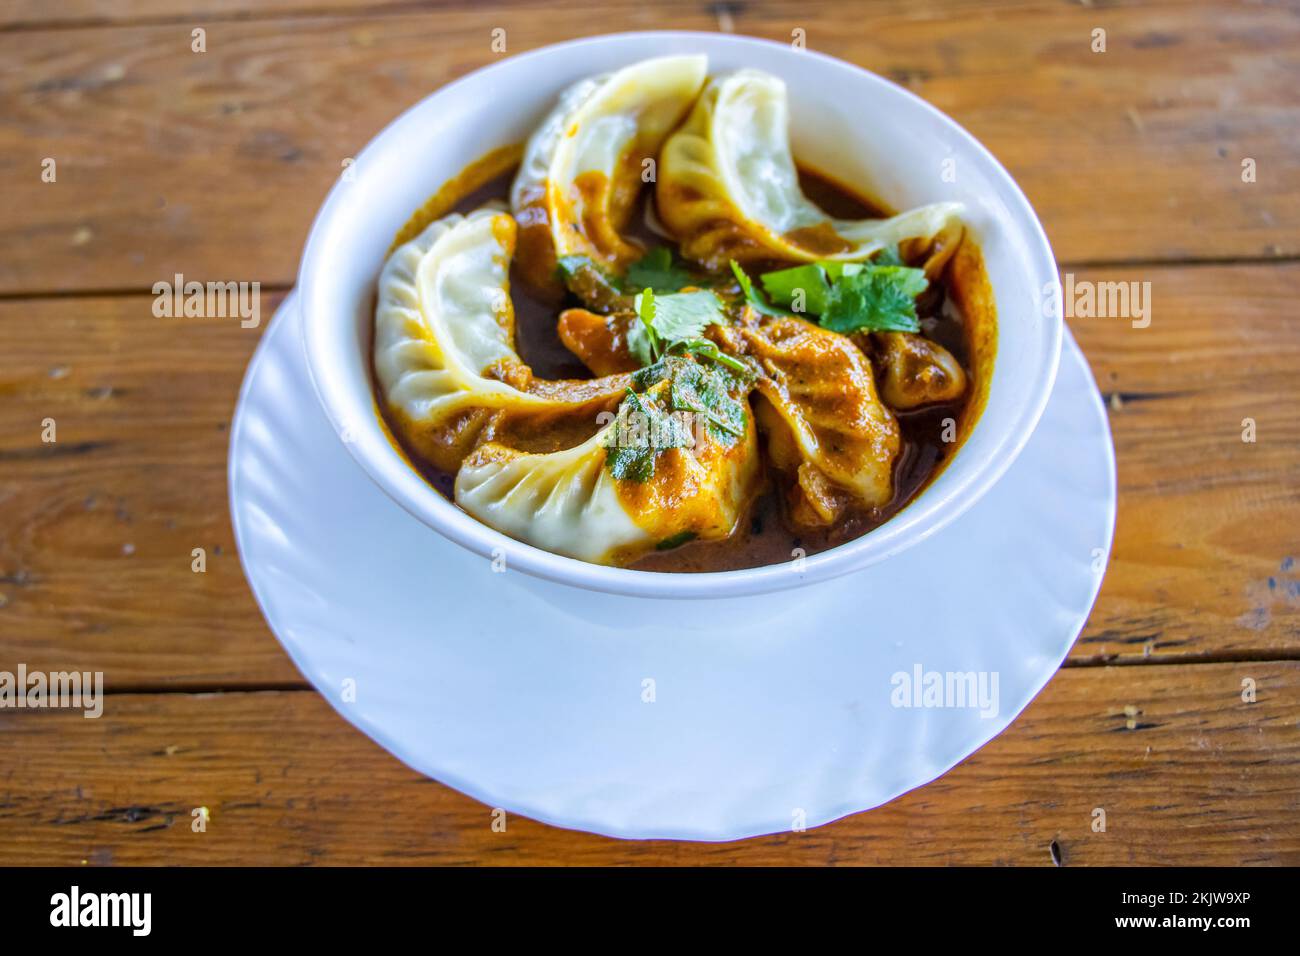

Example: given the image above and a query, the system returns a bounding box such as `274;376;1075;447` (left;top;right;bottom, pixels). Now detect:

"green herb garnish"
669;338;749;375
604;387;693;482
819;261;863;281
822;245;903;273
746;256;928;335
625;247;693;293
637;288;722;344
730;260;792;317
656;530;698;551
666;357;747;441
556;254;619;288
628;286;732;368
819;265;927;334
630;355;748;446
555;254;629;311
760;263;833;314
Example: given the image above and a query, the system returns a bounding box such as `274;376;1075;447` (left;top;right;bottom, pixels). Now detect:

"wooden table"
1;0;1297;866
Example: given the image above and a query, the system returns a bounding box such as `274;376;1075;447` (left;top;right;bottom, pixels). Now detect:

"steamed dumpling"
737;314;900;527
658;69;962;268
455;373;760;565
556;307;641;376
374;207;628;471
455;425;647;563
510;55;708;297
873;331;968;409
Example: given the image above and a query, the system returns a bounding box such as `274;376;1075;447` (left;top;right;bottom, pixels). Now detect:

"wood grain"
1068;263;1300;664
0;0;574;30
0;0;1296;863
0;294;284;686
0;0;1296;295
0;0;1218;30
1;266;1296;687
0;662;1294;865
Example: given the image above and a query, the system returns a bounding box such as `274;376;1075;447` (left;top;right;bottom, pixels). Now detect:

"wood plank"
0;0;1295;295
0;0;400;29
1;264;1296;686
0;662;1294;863
1069;264;1300;663
0;0;1192;30
0;293;291;686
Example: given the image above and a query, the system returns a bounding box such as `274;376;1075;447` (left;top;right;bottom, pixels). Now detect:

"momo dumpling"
737;315;900;527
556;308;641;376
873;331;968;409
455;367;760;564
455;426;647;564
658;69;963;268
374;207;628;471
510;55;708;297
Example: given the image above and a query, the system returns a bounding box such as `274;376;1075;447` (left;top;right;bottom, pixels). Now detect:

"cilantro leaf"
669;337;751;375
630;357;672;392
627;288;661;367
626;247;692;293
630;287;726;365
819;265;928;334
604;442;654;482
730;260;792;317
638;288;723;342
629;355;748;447
760;263;832;314
667;358;747;443
555;255;629;311
751;255;928;334
554;255;592;281
820;261;863;281
656;530;697;551
872;244;906;267
603;388;692;482
558;248;694;314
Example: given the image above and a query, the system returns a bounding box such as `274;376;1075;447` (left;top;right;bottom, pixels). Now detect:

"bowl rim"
298;30;1062;600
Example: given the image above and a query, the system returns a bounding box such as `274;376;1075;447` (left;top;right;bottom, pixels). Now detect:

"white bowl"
298;31;1062;600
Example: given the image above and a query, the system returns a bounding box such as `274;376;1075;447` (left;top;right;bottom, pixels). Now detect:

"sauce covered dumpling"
374;207;631;472
511;54;707;300
457;362;760;564
657;70;962;268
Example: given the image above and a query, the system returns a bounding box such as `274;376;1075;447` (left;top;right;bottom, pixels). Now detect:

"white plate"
229;292;1115;841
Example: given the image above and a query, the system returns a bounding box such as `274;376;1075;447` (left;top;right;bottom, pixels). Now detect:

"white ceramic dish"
230;293;1113;840
297;32;1062;599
